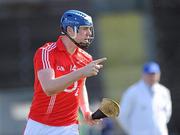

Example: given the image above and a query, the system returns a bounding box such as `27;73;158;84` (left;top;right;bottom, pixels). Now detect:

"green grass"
98;12;146;101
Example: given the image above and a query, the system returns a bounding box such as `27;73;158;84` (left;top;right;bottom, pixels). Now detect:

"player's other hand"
80;57;107;77
83;111;102;126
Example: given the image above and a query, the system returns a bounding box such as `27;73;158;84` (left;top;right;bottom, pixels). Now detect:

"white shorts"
24;119;79;135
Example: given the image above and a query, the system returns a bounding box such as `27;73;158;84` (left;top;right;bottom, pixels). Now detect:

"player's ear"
67;26;74;35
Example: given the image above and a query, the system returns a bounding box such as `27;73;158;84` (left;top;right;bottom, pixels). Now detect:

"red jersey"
28;36;92;126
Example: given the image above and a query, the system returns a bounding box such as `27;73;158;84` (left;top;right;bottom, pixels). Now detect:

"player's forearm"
49;70;84;94
79;85;90;115
39;68;84;96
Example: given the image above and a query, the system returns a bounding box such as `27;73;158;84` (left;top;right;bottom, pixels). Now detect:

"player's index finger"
93;57;107;64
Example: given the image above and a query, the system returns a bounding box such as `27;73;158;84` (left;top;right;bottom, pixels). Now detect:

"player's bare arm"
79;80;101;125
38;57;107;96
79;80;91;119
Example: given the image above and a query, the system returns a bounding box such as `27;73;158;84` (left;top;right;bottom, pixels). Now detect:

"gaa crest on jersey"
57;65;65;71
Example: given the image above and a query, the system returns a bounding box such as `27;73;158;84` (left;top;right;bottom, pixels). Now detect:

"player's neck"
62;36;77;55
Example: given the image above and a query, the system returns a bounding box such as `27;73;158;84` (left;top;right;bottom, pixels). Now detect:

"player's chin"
84;39;90;43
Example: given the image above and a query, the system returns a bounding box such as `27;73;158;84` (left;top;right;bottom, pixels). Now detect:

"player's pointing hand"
93;57;107;64
80;57;107;77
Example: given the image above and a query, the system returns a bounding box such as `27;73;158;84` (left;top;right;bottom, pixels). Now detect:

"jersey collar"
56;36;67;52
56;36;80;56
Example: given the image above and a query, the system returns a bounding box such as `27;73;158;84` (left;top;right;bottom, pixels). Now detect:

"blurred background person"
101;118;115;135
118;61;172;135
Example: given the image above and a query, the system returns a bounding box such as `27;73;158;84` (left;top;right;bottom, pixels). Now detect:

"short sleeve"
34;47;54;71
